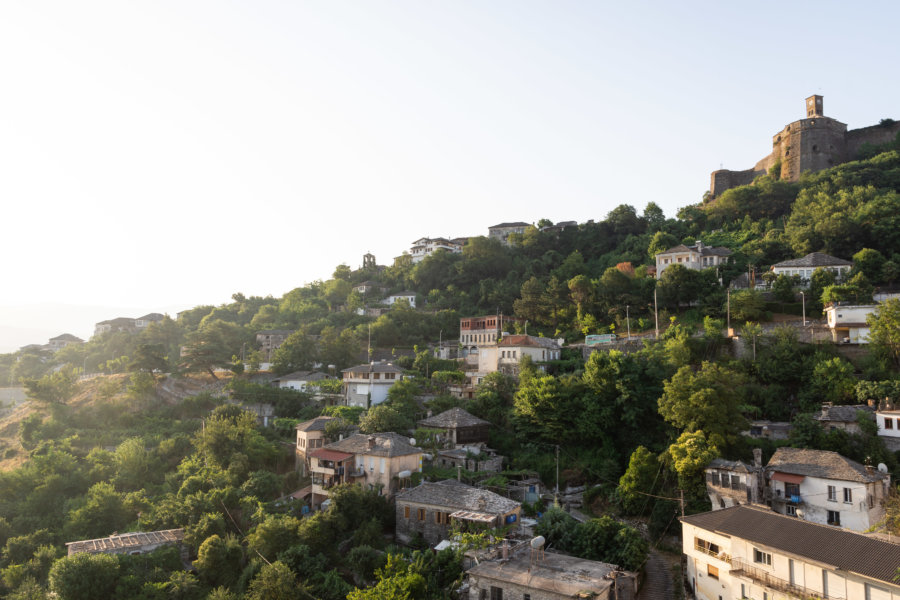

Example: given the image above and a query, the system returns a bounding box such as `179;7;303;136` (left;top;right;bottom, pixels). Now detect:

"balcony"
730;558;842;600
693;544;731;565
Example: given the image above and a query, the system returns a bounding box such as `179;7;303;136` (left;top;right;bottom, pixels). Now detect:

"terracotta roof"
681;505;900;585
418;407;491;429
66;529;183;555
766;447;886;483
295;416;336;432
772;252;853;269
325;432;421;458
309;448;353;462
396;480;519;514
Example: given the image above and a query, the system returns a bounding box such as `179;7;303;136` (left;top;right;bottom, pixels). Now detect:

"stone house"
134;313;165;330
682;505;900;600
295;416;336;475
308;432;422;508
743;420;792;440
765;447;890;531
47;333;84;352
93;317;137;337
655;241;732;279
418;407;491;447
341;362;404;408
487;222;530;245
770;252;852;286
705;451;765;510
466;541;637;600
494;335;561;376
435;448;503;473
813;402;874;434
66;529;184;557
255;329;294;361
394;480;520;547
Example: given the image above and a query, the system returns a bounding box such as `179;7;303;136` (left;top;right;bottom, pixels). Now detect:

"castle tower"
806;95;824;118
362;252;376;269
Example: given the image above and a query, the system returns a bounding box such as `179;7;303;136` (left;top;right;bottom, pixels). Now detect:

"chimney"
753;448;762;468
502;540;509;560
367;436;376;450
457;465;462;481
695;240;703;251
868;398;876;408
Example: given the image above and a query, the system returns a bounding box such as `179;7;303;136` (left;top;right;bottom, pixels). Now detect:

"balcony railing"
730;558;843;600
694;544;731;565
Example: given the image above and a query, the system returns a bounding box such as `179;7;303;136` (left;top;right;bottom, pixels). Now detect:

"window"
753;548;772;566
404;506;410;519
886;418;895;430
417;508;425;521
695;537;719;556
707;564;719;580
785;483;800;498
786;505;797;517
710;472;720;486
843;488;852;503
827;510;841;526
523;595;531;600
490;586;503;600
827;485;837;501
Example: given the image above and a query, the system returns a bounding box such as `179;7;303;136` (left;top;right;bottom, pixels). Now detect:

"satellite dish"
878;463;889;473
530;536;545;549
409;438;416;446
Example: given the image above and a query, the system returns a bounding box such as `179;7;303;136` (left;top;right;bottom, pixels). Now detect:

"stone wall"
395;500;455;547
846;120;900;158
709;168;760;198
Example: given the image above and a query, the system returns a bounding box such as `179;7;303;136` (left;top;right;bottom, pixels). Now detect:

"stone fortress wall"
710;96;900;197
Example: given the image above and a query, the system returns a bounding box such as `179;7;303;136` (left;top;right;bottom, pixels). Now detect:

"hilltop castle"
710;95;900;197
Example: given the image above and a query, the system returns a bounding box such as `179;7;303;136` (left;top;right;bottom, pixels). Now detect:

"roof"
498;335;560;350
275;370;331;382
256;329;295;336
813;404;874;423
657;243;733;257
467;546;620;595
309;448;354;462
681;505;900;586
325;432;421;458
396;480;519;514
489;222;530;229
295;416;336;432
772;252;853;269
342;363;404;374
50;333;83;342
707;458;756;473
66;529;184;554
766;447;886;483
136;313;164;321
419;407;491;429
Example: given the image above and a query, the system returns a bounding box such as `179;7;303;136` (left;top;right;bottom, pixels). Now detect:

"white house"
654;240;732;279
47;333;84;352
494;335;562;376
409;237;464;263
876;402;900;452
383;291;416;309
771;252;852;286
823;303;877;343
134;313;165;330
341;362;404;408
682;505;900;600
765;447;890;532
273;370;332;392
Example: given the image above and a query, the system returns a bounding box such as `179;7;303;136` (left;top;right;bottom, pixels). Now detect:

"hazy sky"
1;1;898;351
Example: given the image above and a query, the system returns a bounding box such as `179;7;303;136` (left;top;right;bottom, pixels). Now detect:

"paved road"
637;550;673;600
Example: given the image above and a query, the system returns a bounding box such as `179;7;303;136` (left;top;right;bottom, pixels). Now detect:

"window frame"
753;548;772;566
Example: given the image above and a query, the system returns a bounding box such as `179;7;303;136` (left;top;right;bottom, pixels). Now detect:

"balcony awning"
310;449;353;462
449;510;495;523
771;472;805;484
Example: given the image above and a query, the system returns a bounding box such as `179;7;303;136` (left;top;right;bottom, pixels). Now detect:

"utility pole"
800;291;806;327
626;305;630;340
654;288;659;339
679;489;685;518
726;288;731;335
555;445;560;502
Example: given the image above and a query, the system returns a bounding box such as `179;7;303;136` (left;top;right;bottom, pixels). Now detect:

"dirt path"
638;550;674;600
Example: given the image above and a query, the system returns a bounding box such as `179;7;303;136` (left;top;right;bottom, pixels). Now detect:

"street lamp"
800;291;806;327
626;305;631;340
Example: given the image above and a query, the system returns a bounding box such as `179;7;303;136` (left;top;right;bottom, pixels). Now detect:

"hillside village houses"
770;252;853;285
255;329;294;360
295;415;335;476
342;361;404;407
383;291;417;308
409;237;465;263
487;222;530;245
272;370;333;393
47;333;83;352
682;505;900;600
654;240;732;279
824;302;878;343
93;313;165;337
875;399;900;452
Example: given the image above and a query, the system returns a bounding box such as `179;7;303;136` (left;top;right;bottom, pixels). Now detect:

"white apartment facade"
824;303;877;344
655;241;732;279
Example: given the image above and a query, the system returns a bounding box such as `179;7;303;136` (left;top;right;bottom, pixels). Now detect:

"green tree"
23;368;79;404
49;552;120;600
195;534;244;589
868;298;900;367
245;561;303;600
772;274;796;303
246;515;302;561
180;320;246;379
666;430;720;494
852;248;886;283
618;446;661;515
358;405;412;434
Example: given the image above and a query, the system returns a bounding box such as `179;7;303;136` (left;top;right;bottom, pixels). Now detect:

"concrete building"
875;399;900;452
765;447;890;531
273;370;333;392
255;329;294;361
383;291;417;309
134;313;165;330
467;541;637;600
93;317;137;337
682;505;900;600
654;241;732;279
395;480;520;547
487;222;530;245
308;432;422;508
495;335;562;376
341;362;404;408
770;252;852;286
409;237;464;263
66;529;184;557
710;95;900;197
295;416;336;476
824;303;877;343
47;333;84;352
418;407;491;447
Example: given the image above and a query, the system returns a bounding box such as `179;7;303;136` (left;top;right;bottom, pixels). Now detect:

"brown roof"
66;529;184;555
325;432;421;458
418;407;490;429
309;448;353;462
766;447;886;483
681;505;900;585
396;480;519;514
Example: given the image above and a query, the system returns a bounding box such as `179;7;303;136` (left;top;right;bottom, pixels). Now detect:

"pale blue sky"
1;1;898;351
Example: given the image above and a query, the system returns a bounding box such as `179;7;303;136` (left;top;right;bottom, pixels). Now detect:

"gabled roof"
681;505;900;586
66;529;184;555
325;432;421;457
50;333;83;342
418;407;491;429
498;335;560;350
813;404;874;423
707;458;757;473
136;313;165;321
657;243;733;257
489;222;530;229
342;363;404;374
295;416;336;432
766;447;886;483
772;252;853;269
275;370;330;382
396;480;519;514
